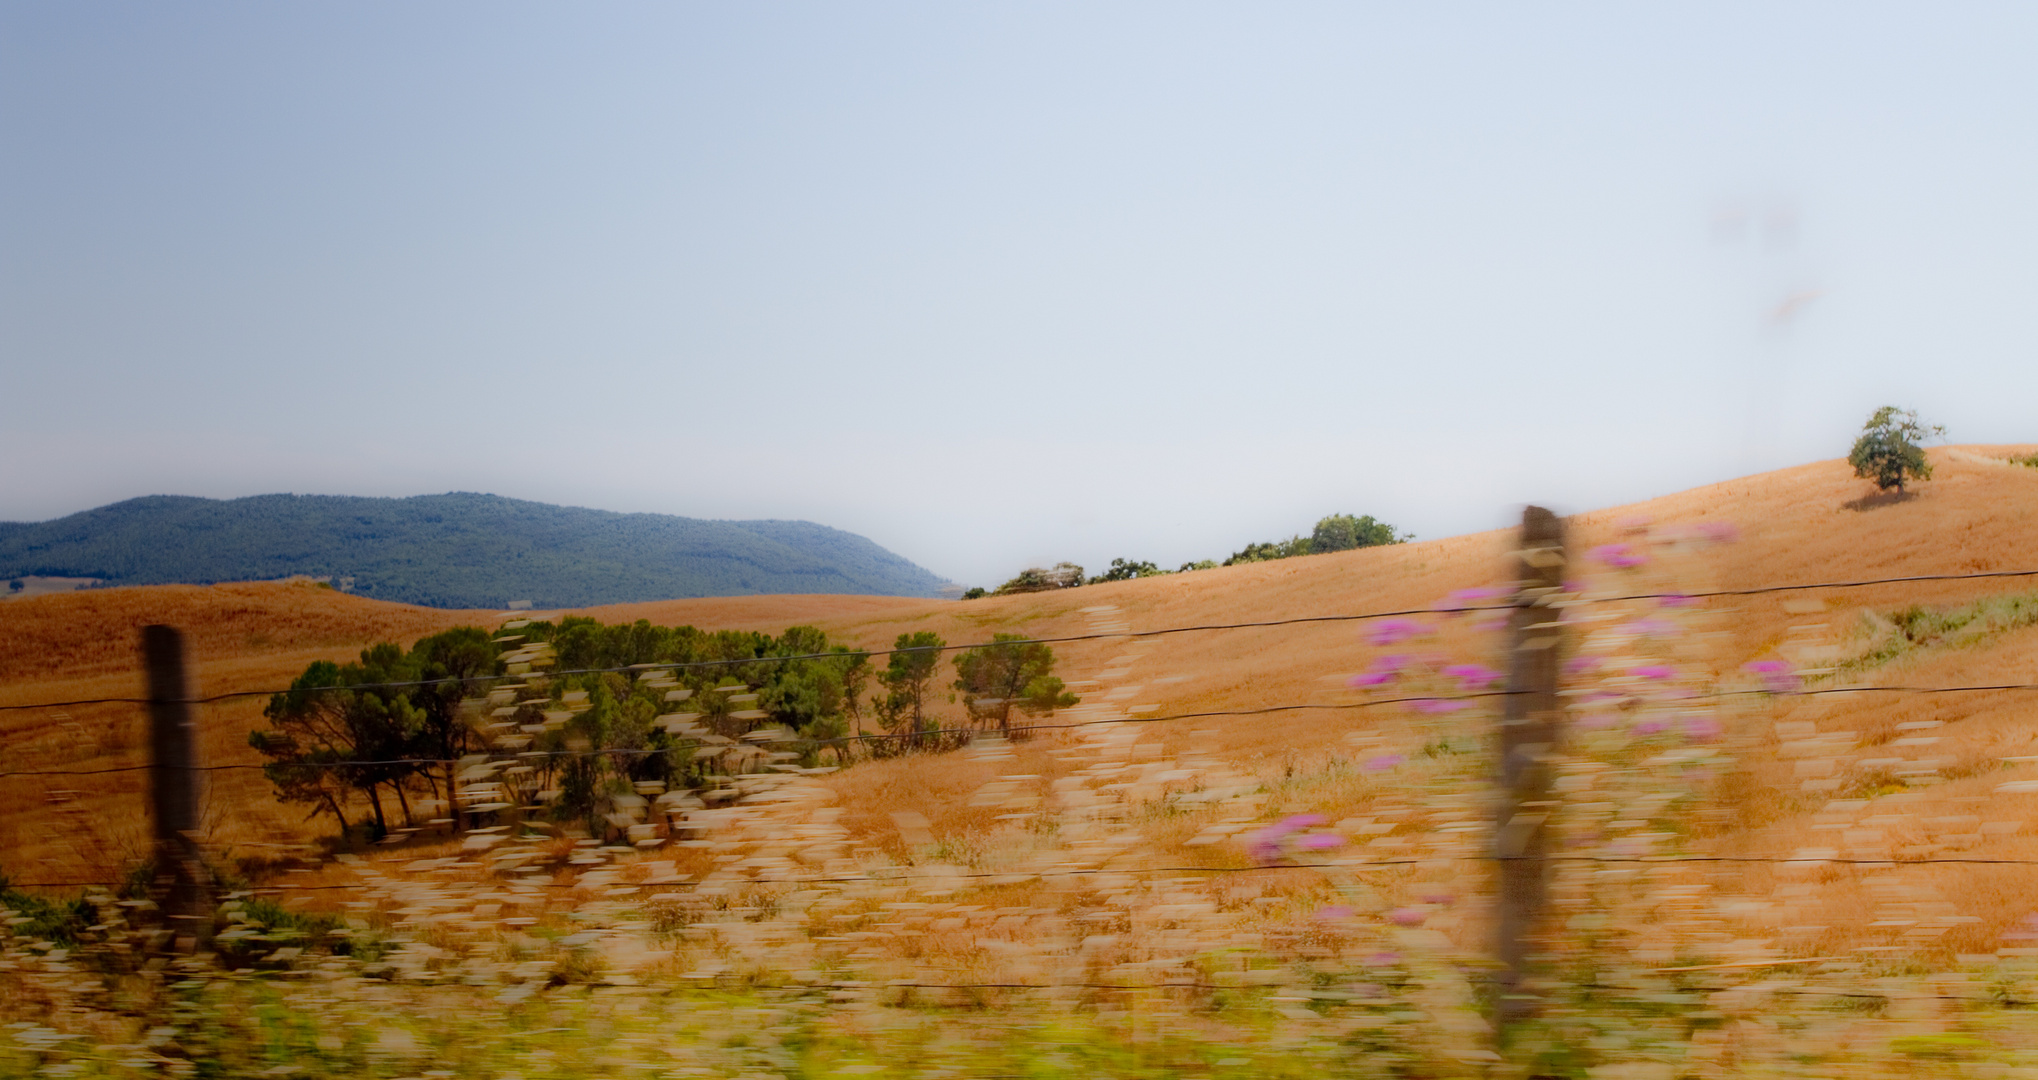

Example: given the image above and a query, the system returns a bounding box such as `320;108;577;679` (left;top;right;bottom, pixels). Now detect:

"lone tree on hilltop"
1848;406;1944;495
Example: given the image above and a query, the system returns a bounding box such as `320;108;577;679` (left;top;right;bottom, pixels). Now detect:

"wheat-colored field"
5;448;2038;915
6;447;2038;1076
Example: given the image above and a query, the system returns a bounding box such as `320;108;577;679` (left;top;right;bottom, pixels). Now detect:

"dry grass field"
5;445;2038;1077
6;446;2038;910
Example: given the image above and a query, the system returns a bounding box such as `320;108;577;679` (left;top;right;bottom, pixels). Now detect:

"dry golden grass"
9;447;2038;1077
5;444;2038;953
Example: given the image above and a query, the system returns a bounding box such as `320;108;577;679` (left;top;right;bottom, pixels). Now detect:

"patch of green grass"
0;877;94;944
1839;591;2038;674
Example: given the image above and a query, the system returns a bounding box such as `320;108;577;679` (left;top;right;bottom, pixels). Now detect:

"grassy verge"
1838;591;2038;675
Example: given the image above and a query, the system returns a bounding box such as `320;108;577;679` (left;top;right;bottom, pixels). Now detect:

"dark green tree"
1849;406;1944;494
873;631;946;745
952;634;1079;737
407;626;497;824
1310;513;1406;553
1093;558;1167;582
1223;537;1311;565
251;646;428;837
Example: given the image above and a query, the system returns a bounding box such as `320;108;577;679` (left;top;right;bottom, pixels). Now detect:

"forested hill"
0;493;949;608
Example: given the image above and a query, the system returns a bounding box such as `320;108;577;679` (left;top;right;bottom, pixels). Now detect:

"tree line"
250;617;1075;840
963;511;1408;597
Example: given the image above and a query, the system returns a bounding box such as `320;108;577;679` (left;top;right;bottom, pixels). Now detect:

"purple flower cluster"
1348;654;1408;688
1442;663;1503;690
1744;659;1800;693
1367;618;1428;646
1437;586;1507;615
1246;813;1344;864
1592;543;1647;570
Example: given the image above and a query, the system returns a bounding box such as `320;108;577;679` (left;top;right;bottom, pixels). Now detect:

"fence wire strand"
6;563;2036;715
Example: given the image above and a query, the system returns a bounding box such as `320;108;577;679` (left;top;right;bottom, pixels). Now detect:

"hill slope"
0;492;949;608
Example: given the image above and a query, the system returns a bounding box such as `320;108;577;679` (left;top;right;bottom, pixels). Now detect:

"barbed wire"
14;676;2038;781
6;563;2036;716
0;691;1527;779
2;605;1516;714
8;566;2038;897
12;675;2038;781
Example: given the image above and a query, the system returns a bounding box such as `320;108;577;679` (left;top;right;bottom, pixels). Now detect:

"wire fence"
7;561;2038;893
7;563;2034;715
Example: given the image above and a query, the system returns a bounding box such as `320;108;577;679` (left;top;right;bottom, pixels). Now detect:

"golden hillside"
5;445;2038;962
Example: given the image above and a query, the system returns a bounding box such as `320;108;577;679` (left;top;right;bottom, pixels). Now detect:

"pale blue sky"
4;4;2034;587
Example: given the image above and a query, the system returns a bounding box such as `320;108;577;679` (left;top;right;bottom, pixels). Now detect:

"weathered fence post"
1495;506;1566;1034
144;625;210;949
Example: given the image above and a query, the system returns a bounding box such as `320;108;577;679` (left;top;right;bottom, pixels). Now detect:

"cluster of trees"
251;617;1076;840
250;628;499;836
862;630;1078;744
961;512;1408;598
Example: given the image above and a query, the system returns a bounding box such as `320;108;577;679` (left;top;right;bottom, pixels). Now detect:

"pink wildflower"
1347;655;1408;688
1365;754;1405;771
1634;664;1675;680
1298;832;1346;850
1248;814;1327;863
1591;543;1646;570
1385;907;1427;926
1443;663;1504;690
1744;659;1799;693
1367;618;1427;646
1438;587;1507;615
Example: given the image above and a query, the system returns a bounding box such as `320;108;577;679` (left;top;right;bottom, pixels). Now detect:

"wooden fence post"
144;625;210;949
1495;506;1567;1033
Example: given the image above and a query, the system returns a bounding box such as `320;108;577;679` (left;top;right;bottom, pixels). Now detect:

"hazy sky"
4;4;2035;587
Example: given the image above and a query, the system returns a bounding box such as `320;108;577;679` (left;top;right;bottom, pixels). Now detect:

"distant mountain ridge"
0;493;949;608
